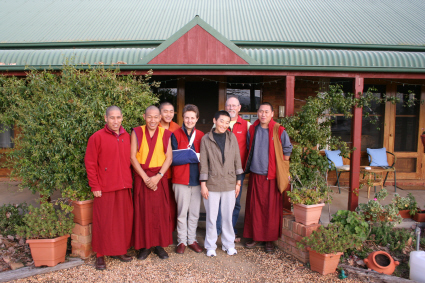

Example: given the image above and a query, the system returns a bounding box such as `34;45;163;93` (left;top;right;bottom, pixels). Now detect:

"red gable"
148;25;249;65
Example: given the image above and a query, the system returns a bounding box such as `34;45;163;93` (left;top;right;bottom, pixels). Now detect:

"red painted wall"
148;25;249;65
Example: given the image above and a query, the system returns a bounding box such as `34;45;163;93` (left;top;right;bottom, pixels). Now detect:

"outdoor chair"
325;150;350;194
367;148;397;192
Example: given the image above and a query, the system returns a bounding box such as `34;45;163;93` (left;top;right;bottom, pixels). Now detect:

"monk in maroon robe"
243;102;292;253
85;106;134;270
158;101;180;234
131;106;173;260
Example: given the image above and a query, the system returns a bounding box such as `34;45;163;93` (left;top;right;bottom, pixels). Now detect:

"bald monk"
158;102;179;233
131;106;173;260
85;105;133;270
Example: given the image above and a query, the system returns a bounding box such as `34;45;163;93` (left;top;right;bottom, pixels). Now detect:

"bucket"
410;251;425;282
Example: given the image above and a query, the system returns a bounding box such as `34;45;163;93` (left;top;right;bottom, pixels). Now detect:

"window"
226;77;262;112
330;83;385;151
0;124;14;148
394;85;421;152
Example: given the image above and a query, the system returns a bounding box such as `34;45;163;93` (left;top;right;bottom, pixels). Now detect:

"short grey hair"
105;105;122;117
225;96;240;106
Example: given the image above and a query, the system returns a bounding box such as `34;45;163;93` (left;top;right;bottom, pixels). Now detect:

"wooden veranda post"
284;75;295;211
348;75;364;211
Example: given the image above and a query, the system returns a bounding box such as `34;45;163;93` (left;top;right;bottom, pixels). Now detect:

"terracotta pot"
71;199;94;225
308;248;343;275
293;203;325;225
26;235;69;267
413;210;425;222
398;209;412;219
364;251;399;275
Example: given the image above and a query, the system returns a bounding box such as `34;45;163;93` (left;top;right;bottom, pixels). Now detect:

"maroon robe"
243;173;283;242
132;126;173;249
92;189;134;256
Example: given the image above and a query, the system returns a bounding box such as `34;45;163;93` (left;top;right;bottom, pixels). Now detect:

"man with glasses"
216;96;251;243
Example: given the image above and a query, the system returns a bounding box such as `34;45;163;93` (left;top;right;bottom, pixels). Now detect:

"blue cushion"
325;150;344;168
367;148;389;167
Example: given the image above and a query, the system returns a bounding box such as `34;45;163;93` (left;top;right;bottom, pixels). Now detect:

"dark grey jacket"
199;130;244;192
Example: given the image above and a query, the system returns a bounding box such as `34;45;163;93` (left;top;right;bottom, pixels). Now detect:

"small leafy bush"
331;210;369;241
0;203;29;236
369;225;413;252
356;189;402;225
392;193;418;216
16;202;75;239
287;186;328;205
297;222;363;254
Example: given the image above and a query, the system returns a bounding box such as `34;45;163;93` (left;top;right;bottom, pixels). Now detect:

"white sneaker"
206;249;216;257
222;247;237;255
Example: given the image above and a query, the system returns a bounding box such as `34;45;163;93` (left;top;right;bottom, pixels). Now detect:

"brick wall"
275;214;321;263
71;223;94;259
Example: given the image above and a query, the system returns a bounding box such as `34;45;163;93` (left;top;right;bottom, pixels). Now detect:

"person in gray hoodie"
199;110;244;257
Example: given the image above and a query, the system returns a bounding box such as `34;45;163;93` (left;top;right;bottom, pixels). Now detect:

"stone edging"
0;258;84;282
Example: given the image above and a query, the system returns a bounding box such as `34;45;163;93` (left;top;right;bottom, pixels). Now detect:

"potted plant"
392;193;418;218
16;199;75;267
287;172;329;225
62;186;94;226
298;222;363;275
414;206;425;222
356;189;402;225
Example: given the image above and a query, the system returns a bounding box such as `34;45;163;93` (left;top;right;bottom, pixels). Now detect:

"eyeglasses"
226;104;240;108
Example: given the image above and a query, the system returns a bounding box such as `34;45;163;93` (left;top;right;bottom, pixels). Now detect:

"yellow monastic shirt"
136;126;166;168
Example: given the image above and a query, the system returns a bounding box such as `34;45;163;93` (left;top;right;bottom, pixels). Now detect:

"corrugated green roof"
1;0;425;47
0;48;153;65
2;48;425;72
243;48;425;69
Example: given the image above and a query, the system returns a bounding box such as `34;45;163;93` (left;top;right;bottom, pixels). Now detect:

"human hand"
201;184;209;200
93;191;102;198
144;177;157;191
235;184;240;198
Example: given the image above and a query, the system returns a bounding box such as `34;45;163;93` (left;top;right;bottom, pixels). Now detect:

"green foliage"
356;188;402;225
369;225;413;251
297;222;363;255
392;193;418;216
0;64;159;200
16;201;75;239
331;210;369;241
0;203;29;236
287;186;328;205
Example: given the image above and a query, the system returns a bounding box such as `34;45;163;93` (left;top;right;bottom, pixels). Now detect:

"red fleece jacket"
84;125;133;192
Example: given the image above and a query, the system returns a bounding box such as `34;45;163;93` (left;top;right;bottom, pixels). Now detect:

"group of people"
84;97;292;270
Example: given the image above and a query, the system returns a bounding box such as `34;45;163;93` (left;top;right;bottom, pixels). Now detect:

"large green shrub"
0;65;159;200
331;210;369;241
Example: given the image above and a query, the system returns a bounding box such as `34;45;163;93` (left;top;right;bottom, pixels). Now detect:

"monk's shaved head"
105;105;122;117
145;105;160;115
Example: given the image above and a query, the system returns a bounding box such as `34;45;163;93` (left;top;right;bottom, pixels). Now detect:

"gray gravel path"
12;247;366;283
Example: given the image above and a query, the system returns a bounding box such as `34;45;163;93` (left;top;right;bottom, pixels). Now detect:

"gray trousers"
203;190;236;251
173;184;202;246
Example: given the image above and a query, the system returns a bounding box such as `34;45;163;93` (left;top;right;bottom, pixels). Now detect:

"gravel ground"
11;247;367;283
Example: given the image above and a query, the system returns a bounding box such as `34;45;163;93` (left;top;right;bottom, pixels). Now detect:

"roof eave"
1;64;425;73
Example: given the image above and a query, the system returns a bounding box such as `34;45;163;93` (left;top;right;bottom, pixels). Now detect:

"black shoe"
154;246;169;259
137;248;151;260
